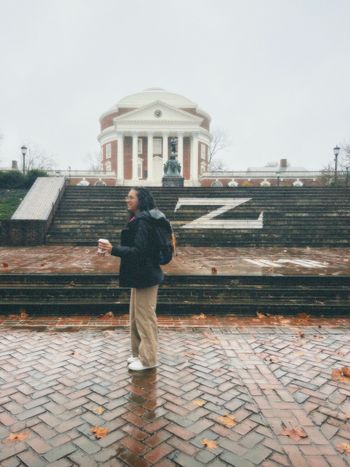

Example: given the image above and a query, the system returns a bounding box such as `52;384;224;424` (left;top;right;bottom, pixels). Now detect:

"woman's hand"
98;240;113;255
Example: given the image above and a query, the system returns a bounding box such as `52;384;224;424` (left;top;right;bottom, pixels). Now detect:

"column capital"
147;131;154;137
132;131;138;137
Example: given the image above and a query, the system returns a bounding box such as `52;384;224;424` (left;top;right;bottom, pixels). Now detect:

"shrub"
24;169;48;188
0;171;25;188
0;170;48;189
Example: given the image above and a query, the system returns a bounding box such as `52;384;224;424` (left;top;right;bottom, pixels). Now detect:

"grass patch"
0;189;28;219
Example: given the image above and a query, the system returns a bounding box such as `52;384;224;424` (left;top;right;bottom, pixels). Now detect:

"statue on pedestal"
162;137;184;187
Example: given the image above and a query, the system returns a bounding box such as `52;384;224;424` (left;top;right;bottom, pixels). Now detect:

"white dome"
116;88;196;108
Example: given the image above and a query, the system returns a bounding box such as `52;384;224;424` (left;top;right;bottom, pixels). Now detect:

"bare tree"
340;144;350;169
85;150;102;171
25;143;56;171
320;162;334;185
208;128;231;171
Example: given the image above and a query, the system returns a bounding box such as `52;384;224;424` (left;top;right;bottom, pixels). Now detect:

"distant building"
200;159;322;187
97;88;211;186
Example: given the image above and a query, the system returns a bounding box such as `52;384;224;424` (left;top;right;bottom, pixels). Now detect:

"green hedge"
0;170;48;189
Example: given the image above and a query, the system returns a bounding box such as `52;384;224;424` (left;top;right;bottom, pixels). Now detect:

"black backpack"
152;218;175;265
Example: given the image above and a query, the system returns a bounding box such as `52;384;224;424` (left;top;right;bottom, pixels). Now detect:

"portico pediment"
113;100;203;125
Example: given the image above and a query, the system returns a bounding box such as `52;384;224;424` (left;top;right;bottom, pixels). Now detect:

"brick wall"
124;137;132;180
181;108;210;131
140;137;147;180
69;178;116;186
183;137;190;180
100;108;136;131
200;178;324;187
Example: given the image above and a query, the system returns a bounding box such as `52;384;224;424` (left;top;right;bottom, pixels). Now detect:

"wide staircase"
1;186;350;316
1;274;349;315
46;186;350;247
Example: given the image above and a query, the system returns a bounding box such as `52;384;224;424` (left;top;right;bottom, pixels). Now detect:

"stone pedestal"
162;175;184;187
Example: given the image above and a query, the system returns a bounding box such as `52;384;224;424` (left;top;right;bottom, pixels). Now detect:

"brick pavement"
0;322;350;466
1;246;350;276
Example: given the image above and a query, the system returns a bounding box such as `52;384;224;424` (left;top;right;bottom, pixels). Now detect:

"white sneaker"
127;356;139;364
128;360;157;371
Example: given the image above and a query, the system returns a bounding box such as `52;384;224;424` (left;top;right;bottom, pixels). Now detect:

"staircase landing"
1;245;349;276
1;246;349;316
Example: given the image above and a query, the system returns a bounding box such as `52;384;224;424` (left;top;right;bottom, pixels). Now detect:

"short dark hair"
131;187;156;212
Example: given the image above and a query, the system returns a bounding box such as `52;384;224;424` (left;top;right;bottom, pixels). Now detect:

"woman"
99;187;164;371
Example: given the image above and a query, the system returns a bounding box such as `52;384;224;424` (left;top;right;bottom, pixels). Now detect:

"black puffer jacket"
111;209;165;288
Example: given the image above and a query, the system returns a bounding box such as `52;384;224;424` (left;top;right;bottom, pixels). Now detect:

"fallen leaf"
5;432;29;442
69;281;76;287
201;438;217;449
298;331;305;338
2;262;8;268
98;311;115;319
342;367;350;378
280;426;308;441
192;399;205;407
94;406;105;415
256;311;267;319
203;332;220;344
90;426;109;439
193;313;206;320
337;442;350;454
211;267;217;274
279;319;291;325
297;313;310;320
218;415;236;427
264;355;279;364
332;368;350;384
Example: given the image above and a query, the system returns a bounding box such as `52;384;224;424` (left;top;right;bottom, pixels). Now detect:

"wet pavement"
0;317;350;466
1;246;350;276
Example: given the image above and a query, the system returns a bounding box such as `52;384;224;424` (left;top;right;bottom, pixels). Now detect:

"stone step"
0;273;349;315
1;300;348;316
46;186;350;247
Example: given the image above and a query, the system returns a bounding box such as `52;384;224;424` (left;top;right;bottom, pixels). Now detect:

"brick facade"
183;137;191;180
181;108;210;130
100;108;136;131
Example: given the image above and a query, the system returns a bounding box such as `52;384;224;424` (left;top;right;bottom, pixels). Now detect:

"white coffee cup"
97;238;109;256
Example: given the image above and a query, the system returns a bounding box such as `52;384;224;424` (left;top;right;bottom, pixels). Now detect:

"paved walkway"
1;246;350;276
1;318;350;466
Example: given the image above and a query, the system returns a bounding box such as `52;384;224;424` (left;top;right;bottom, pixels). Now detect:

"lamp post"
21;145;27;175
333;145;340;185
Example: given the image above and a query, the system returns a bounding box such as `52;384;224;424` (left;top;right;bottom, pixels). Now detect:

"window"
138;157;143;179
153;138;162;155
106;143;111;158
138;138;143;154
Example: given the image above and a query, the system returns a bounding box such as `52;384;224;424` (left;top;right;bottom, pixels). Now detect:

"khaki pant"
130;285;159;367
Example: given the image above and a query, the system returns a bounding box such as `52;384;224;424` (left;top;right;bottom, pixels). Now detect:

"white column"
147;132;153;181
162;133;168;165
177;132;184;176
117;132;124;183
132;132;138;181
191;132;199;184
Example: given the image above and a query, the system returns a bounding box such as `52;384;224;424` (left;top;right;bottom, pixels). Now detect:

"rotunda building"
97;88;211;186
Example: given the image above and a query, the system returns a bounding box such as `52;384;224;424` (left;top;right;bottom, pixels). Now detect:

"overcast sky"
0;0;349;171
